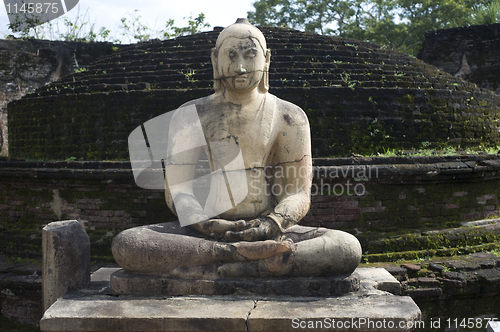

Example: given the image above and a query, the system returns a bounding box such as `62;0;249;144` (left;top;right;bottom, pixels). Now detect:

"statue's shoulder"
177;95;217;115
178;95;212;109
270;94;309;126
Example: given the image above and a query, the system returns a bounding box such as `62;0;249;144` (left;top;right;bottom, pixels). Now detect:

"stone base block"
40;268;421;332
110;269;360;297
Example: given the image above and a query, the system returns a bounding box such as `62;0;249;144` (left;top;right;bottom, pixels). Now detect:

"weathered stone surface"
444;260;481;271
41;295;253;332
478;260;497;269
41;267;421;332
110;269;360;297
0;270;42;325
401;264;420;273
476;269;500;284
356;267;401;295
41;293;421;332
442;271;468;281
248;296;421;332
439;278;465;288
381;265;408;282
415;277;440;288
91;267;121;282
112;224;362;278
428;263;446;272
42;220;90;312
405;287;442;298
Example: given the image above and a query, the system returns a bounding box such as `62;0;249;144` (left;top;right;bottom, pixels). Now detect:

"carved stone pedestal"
110;269;360;297
40;267;421;332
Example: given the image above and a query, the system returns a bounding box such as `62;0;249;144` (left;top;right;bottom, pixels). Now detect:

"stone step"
23;80;489;101
363;222;500;257
53;64;456;88
363;252;500;321
47;71;451;94
40;267;420;332
40;78;473;96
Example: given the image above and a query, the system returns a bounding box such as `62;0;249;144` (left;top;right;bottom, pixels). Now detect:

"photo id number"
6;2;58;14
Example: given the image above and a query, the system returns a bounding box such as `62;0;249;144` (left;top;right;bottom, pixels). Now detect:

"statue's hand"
224;217;280;242
191;219;248;239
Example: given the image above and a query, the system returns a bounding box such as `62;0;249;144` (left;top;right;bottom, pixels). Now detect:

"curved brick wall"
8;27;500;160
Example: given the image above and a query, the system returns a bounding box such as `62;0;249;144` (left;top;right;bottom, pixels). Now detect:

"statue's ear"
265;49;271;70
211;47;221;91
260;49;271;93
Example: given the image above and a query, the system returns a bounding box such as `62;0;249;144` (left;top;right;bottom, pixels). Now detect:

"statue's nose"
236;64;247;74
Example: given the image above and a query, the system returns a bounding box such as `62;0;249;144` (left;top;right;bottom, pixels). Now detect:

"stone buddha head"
212;18;271;93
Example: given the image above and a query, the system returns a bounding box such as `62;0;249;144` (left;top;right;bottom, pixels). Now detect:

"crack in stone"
248;154;311;171
215;70;268;82
245;299;259;331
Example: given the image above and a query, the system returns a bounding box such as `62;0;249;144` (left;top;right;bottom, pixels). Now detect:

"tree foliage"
162;13;211;39
7;8;210;44
7;6;113;42
248;0;500;55
468;0;500;25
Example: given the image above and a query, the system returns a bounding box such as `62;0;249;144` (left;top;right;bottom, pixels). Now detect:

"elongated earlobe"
211;48;221;92
259;49;271;93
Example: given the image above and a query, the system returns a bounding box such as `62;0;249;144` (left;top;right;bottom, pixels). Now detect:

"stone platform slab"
40;268;421;332
110;269;360;297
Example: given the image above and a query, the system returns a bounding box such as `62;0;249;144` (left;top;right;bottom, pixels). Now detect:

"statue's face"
217;37;267;92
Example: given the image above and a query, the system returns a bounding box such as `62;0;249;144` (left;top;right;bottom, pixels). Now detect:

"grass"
370;145;500;157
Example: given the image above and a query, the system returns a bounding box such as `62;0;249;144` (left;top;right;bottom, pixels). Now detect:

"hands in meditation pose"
112;19;362;279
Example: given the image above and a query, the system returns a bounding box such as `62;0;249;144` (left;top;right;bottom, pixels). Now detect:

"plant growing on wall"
6;6;210;44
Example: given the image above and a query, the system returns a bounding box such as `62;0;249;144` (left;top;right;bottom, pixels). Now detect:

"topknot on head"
215;18;267;52
235;18;250;24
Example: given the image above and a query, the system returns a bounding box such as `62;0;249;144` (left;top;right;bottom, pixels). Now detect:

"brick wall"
418;23;500;94
0;38;124;157
301;156;500;232
1;155;500;260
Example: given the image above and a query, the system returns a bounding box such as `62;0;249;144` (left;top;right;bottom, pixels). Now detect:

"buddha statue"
112;19;362;280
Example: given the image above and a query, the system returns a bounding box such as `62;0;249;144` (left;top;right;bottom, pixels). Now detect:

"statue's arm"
269;105;312;230
165;99;251;236
164;102;210;226
165;161;210;226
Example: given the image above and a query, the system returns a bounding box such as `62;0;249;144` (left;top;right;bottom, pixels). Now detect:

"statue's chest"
200;106;273;163
204;113;253;139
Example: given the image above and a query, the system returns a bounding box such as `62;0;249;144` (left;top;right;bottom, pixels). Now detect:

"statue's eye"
228;50;237;60
245;49;257;59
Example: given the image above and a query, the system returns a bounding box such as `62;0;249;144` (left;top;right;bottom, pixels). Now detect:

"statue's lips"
234;75;248;83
